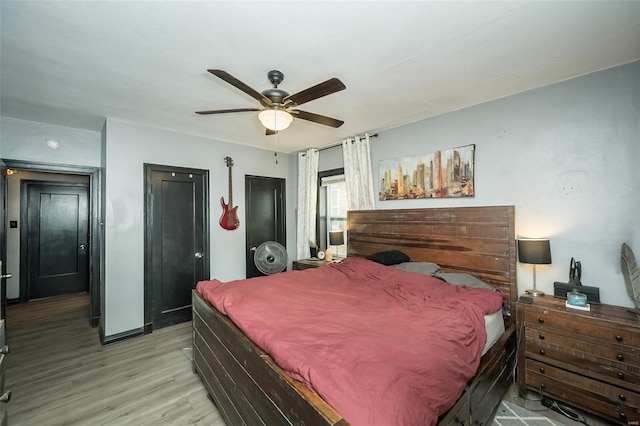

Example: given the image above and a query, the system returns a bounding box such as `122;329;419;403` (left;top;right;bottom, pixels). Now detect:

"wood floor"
5;293;225;426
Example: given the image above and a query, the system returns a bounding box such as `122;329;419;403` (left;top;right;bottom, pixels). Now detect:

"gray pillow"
391;262;441;276
434;272;495;291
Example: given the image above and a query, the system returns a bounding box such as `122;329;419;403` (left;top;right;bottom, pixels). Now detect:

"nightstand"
292;259;332;271
516;295;640;424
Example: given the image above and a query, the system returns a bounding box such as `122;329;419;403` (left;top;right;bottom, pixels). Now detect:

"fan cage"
254;241;287;275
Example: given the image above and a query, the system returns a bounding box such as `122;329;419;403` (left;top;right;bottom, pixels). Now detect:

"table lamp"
329;231;345;259
518;238;551;296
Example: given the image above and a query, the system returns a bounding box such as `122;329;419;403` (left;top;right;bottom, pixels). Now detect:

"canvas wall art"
379;144;475;200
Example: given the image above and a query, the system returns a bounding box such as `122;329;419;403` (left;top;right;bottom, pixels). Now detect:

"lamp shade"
518;239;551;264
258;108;293;131
329;231;344;246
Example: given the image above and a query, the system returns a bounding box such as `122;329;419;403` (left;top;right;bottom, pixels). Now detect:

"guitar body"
220;157;240;230
219;196;240;230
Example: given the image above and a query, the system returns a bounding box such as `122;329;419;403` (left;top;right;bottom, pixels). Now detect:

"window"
317;169;348;258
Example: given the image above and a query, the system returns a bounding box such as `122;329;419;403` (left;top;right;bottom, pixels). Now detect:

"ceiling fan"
196;69;346;135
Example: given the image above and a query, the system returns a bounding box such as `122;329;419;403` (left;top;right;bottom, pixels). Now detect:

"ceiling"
1;1;639;154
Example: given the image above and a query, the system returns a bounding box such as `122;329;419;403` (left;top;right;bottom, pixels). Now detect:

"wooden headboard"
347;206;517;324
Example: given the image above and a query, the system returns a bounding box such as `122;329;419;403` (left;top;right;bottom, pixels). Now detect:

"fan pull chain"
274;129;279;164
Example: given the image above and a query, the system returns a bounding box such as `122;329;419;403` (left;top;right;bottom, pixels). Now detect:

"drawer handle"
538;318;544;324
0;391;10;403
617;372;625;380
619;394;627;402
539;349;546;355
539;367;545;374
615;335;623;342
619;412;627;420
539;334;545;340
616;354;624;362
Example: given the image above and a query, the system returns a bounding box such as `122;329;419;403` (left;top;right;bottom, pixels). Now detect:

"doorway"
1;160;101;327
22;182;89;300
244;175;286;278
144;164;209;331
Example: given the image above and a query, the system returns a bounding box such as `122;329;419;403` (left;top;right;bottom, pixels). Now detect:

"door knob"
195;252;204;259
79;244;86;250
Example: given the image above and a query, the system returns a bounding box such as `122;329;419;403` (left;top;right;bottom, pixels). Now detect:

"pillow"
366;250;410;266
391;262;440;276
434;272;495;291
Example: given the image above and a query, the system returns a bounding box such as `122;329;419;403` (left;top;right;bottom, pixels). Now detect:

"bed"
192;206;517;425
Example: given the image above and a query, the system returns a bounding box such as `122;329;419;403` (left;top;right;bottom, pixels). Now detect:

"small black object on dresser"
518;295;533;304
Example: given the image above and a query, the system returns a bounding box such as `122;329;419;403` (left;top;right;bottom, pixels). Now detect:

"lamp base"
525;288;545;297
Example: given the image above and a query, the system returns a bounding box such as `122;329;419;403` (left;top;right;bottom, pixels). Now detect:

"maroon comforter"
196;257;503;426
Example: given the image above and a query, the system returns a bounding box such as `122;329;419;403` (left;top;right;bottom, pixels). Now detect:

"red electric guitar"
220;157;240;230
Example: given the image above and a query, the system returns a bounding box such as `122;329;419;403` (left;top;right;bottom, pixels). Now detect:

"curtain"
342;133;375;210
296;148;319;259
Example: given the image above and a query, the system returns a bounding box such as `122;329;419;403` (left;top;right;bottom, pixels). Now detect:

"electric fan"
253;241;288;275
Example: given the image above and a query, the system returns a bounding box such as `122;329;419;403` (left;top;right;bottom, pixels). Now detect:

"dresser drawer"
525;359;640;424
524;307;640;349
525;327;640;390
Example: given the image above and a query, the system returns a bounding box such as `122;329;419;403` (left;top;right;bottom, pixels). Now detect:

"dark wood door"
25;183;89;300
145;165;209;330
245;176;286;278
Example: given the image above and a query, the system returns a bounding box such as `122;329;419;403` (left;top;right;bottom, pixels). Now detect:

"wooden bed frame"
193;206;517;425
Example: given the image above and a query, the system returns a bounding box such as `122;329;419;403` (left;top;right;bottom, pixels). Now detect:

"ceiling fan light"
258;109;293;131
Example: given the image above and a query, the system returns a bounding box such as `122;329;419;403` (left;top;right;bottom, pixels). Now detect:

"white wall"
103;119;296;336
318;145;343;172
318;61;639;308
635;68;640;257
0;117;102;167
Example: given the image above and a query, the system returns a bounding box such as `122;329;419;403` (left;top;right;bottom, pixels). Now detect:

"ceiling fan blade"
266;129;278;136
208;69;272;107
195;108;261;115
283;78;346;107
292;110;344;128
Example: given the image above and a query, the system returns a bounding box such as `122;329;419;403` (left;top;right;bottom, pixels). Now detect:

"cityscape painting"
378;144;475;200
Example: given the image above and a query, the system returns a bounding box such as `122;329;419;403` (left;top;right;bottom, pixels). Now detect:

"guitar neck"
228;164;233;207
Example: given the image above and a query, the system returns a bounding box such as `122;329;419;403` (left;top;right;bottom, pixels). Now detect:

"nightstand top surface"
295;258;331;265
518;294;639;326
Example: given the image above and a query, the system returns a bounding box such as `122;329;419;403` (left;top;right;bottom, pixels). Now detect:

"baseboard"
101;326;145;346
7;298;20;305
